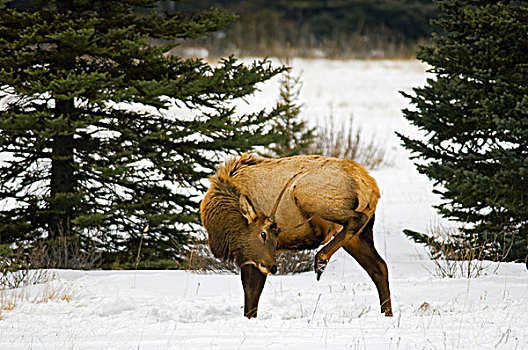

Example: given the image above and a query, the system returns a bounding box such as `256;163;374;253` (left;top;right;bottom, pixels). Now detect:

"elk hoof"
383;306;394;317
316;267;325;281
314;257;327;281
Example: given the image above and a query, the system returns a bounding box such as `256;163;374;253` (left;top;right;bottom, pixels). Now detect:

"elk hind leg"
314;211;369;279
342;219;392;316
241;264;267;318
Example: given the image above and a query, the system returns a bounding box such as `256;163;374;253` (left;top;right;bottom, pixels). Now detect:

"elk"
200;153;392;318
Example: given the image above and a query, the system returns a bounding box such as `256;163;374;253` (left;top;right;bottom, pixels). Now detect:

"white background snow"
1;59;527;349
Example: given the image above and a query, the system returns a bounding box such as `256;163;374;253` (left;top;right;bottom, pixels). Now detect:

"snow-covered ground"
1;59;527;349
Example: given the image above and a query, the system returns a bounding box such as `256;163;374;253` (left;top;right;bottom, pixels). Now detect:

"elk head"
236;172;303;275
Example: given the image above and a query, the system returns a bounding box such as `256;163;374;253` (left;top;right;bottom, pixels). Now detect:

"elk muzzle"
258;261;278;275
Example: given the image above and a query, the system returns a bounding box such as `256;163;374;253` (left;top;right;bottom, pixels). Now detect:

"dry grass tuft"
0;279;73;320
304;114;392;170
35;282;73;304
0;253;70;319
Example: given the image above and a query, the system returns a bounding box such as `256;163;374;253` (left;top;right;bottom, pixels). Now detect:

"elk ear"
240;195;258;224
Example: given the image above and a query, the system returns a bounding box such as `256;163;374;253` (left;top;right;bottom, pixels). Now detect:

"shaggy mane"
201;154;269;263
217;153;267;180
200;154;262;263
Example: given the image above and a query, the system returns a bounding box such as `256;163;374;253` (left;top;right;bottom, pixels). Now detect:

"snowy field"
1;59;527;349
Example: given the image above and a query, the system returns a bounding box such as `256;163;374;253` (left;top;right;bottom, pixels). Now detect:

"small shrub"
185;241;315;275
1;268;52;290
304;114;392;170
0;245;54;290
404;224;496;278
277;250;314;275
22;237;100;270
185;241;238;273
0;246;58;320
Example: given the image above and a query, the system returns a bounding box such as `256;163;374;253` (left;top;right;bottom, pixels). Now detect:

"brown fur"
200;153;392;318
224;153;379;249
200;159;281;272
200;175;245;263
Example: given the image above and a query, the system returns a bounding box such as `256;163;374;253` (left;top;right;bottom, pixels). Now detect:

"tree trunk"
50;99;75;238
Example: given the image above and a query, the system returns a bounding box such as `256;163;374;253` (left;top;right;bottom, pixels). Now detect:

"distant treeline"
7;0;437;58
164;0;438;58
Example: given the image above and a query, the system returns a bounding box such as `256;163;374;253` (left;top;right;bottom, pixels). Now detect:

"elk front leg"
314;211;369;280
241;264;267;318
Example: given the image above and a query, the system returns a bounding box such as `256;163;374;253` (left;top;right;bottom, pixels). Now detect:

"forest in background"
161;0;438;58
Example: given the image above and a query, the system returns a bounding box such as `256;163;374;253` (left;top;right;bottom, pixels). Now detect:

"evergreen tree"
266;62;315;158
398;0;528;262
0;0;287;268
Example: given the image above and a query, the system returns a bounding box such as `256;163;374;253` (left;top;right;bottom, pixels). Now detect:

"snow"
1;59;527;349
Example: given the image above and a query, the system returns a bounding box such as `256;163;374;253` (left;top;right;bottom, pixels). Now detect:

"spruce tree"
266;65;315;158
398;0;528;262
0;0;286;267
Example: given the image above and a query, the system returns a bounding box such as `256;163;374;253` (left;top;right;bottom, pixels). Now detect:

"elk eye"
261;231;267;242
